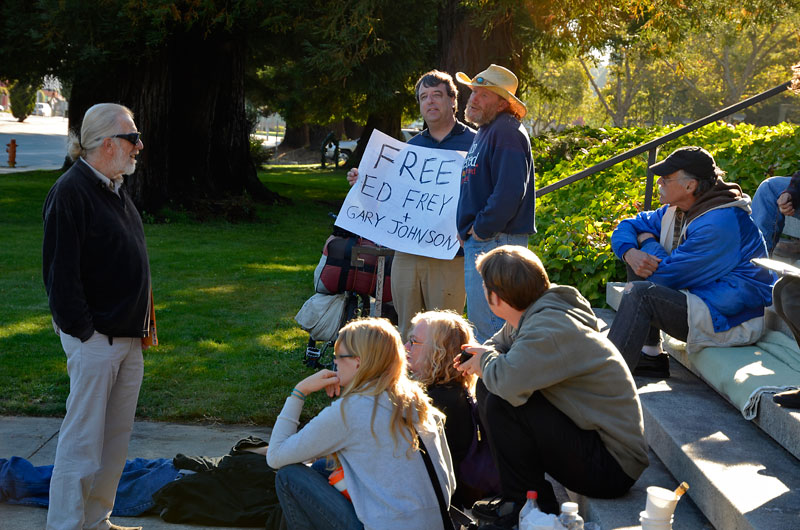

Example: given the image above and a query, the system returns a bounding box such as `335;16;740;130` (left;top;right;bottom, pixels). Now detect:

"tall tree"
0;0;281;211
254;0;437;165
524;55;588;134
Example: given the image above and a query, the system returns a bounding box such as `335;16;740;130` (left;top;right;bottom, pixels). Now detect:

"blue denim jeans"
0;456;179;516
275;463;363;530
751;176;800;253
464;233;530;343
606;281;689;369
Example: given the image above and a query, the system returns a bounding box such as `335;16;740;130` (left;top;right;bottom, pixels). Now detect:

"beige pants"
391;251;466;340
47;332;143;530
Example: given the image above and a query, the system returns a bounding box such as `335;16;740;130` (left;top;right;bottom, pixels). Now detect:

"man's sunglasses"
474;76;495;86
111;132;141;145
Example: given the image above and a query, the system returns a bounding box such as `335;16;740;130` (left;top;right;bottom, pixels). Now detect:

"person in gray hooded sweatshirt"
456;245;648;526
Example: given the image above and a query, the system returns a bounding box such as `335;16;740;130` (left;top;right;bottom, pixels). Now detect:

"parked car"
324;138;358;161
402;128;421;141
33;102;52;116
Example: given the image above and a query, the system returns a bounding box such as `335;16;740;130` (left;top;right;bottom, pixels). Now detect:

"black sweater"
42;159;150;341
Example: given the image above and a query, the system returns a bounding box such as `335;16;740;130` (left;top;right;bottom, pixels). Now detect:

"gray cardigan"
267;392;455;530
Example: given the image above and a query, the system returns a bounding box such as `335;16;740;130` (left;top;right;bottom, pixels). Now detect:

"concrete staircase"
597;268;800;529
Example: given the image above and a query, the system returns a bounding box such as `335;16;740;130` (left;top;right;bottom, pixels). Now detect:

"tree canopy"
1;0;796;210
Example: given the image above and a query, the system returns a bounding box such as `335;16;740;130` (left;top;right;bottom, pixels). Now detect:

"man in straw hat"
455;64;536;343
607;146;774;379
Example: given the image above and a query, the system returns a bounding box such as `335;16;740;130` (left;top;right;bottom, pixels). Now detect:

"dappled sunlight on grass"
196;285;238;295
197;338;233;353
0;314;51;339
258;325;308;351
245;263;314;273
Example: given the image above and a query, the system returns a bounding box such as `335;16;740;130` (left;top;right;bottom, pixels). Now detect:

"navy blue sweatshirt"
457;113;535;240
42;159;151;341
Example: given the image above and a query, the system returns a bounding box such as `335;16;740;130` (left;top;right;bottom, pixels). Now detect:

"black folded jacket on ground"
152;436;286;529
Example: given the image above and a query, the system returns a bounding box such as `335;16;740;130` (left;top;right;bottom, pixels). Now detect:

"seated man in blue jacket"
607;146;775;378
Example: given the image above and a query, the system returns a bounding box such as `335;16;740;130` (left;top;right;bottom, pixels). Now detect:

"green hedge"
531;122;800;306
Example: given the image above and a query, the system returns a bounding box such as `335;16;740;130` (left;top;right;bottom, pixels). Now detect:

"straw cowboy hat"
456;64;527;119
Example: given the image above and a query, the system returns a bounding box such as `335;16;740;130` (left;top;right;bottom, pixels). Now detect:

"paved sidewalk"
0;416;272;529
0;113;68;173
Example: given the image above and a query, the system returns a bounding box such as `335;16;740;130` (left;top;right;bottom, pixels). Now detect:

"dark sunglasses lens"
117;133;140;144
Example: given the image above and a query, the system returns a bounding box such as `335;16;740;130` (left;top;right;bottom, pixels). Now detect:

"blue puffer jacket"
612;202;775;333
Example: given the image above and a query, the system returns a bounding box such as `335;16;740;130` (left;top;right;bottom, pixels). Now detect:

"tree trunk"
308;124;331;151
279;121;330;151
344;118;363;140
280;122;308;150
349;107;402;169
437;0;518;123
67;30;279;212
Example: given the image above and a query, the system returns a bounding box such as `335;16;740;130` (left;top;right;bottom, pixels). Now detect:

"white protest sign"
335;129;464;259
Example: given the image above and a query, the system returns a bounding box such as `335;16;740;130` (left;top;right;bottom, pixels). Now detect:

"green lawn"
0;165;351;424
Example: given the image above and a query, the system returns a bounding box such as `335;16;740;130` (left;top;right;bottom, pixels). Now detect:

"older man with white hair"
42;103;152;530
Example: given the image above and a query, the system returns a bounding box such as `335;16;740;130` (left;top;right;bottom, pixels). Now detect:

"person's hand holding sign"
346;168;359;187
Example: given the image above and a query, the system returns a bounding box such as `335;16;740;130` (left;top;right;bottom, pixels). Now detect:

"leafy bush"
531;122;800;306
9;81;37;122
250;135;275;167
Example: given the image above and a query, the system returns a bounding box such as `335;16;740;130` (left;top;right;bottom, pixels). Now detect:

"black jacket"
42;159;150;341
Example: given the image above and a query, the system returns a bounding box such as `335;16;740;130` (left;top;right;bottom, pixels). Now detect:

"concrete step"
565;448;711;529
783;215;800;239
664;340;800;463
637;362;800;529
597;302;800;529
604;288;800;462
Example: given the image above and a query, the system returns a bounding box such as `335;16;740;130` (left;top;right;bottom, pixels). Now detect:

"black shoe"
633;352;670;378
471;496;521;524
773;388;800;408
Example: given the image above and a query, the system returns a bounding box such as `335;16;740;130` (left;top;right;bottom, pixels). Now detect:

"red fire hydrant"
6;139;17;168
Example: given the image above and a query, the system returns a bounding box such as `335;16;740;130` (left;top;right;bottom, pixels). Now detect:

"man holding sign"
456;64;536;343
347;70;475;338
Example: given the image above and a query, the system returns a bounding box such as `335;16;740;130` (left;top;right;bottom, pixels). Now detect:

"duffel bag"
316;236;393;302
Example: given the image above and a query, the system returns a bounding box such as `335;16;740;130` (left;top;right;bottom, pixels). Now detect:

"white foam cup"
640;511;673;530
645;486;679;520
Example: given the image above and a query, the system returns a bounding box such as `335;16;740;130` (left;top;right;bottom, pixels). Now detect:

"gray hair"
67;103;134;161
679;168;720;197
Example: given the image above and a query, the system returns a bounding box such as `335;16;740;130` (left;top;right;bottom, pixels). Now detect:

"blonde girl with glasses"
267;317;455;530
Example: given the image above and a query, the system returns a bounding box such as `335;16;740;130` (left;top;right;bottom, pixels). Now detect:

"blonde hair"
409;311;476;392
334;318;437;454
67;103;134;161
792;61;800;95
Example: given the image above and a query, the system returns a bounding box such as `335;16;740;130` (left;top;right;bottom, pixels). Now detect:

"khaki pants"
391;251;466;340
47;332;143;530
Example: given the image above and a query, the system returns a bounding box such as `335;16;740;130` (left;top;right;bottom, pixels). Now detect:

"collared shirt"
80;156;123;196
407;119;476;152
